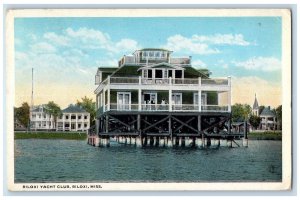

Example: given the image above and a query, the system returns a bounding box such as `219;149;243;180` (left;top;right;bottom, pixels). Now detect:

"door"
117;92;131;110
143;92;157;110
172;93;182;110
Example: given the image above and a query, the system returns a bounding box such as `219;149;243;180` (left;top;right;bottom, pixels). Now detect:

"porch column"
138;89;142;111
198;90;202;111
96;94;99;109
228;76;232;112
62;114;65;132
75;113;78;131
107;88;110;111
169;89;172;111
103;89;106;112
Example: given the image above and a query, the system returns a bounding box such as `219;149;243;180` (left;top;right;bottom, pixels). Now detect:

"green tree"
45;101;62;129
15;102;30;128
273;105;282;130
249;114;261;129
231;103;252;122
76;96;96;126
259;105;265;115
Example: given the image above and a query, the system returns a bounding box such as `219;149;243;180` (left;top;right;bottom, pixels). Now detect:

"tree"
15;102;30;128
249;114;261;130
274;105;282;130
76;96;96;126
45;101;62;129
231;103;252;122
259;105;265;115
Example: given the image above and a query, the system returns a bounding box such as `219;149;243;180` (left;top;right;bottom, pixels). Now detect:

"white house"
30;105;55;130
56;104;90;132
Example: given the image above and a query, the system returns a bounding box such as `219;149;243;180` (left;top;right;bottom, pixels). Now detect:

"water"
14;139;282;183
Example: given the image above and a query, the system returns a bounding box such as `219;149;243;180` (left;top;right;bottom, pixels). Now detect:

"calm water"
14;139;282;183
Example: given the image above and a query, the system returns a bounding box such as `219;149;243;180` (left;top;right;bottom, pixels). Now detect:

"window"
84;115;88;120
168;70;173;78
143;51;147;57
78;115;81;120
84;124;87;128
148;70;152;78
175;70;182;78
78;124;81;128
161;52;165;58
155;70;163;78
155;51;160;57
32;114;36;119
38;114;41;119
66;115;69;120
43;114;46;119
71;115;76;120
149;51;154;57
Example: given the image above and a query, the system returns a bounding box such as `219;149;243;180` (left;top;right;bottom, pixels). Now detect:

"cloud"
30;42;56;54
44;32;70;46
233;56;281;71
163;33;251;55
192;34;250;46
192;59;207;68
231;76;281;108
115;39;140;53
164;34;219;55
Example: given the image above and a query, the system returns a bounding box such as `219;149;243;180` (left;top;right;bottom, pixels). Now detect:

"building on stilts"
88;48;241;148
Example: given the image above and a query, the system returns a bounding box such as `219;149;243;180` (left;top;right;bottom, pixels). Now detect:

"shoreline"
14;132;87;140
14;131;282;141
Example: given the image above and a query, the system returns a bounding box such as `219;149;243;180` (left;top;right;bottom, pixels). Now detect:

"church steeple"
253;93;259;116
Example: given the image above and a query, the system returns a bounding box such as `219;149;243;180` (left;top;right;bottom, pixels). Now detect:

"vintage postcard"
6;9;291;191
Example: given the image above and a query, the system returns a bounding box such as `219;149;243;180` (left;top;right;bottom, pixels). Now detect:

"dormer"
134;48;173;64
138;63;185;79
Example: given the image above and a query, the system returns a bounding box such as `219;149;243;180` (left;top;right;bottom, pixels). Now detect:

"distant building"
30;105;55;130
56;104;90;132
260;106;276;130
252;94;276;130
252;94;259;116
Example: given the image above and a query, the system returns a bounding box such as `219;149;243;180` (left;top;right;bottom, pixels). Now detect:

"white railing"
103;103;229;112
201;105;229;112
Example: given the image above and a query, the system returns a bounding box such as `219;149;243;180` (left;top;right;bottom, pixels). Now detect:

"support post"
107;88;110;111
169;89;172;111
138;89;142;111
105;115;109;133
228;76;232;112
243;121;248;147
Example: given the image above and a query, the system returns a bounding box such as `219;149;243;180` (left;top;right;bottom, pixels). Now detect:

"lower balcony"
97;103;229;116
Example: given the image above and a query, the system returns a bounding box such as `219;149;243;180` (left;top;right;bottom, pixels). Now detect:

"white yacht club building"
90;48;232;148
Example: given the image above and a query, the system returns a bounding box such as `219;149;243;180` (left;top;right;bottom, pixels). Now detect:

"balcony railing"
100;103;229;114
101;76;230;86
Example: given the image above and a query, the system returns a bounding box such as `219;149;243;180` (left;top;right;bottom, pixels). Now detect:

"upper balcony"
95;76;231;94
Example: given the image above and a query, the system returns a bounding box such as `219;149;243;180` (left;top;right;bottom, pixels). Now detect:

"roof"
260;107;275;117
112;65;141;77
31;105;48;112
184;67;209;78
253;94;259;109
97;67;118;73
138;48;172;52
62;105;87;113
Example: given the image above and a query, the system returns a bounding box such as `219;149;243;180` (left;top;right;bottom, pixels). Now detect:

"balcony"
97;103;229;116
95;76;231;94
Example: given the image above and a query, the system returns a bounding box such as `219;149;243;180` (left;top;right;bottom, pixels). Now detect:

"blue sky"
14;17;282;108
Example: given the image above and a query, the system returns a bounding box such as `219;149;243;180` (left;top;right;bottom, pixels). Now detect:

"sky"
14;17;282;108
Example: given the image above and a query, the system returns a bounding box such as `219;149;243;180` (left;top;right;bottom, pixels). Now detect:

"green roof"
184;67;209;78
112;65;141;77
98;67;118;72
260;107;275;117
62;105;87;113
